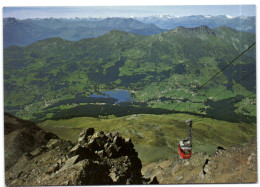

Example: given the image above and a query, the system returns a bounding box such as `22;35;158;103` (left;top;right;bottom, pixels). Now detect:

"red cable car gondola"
178;119;192;159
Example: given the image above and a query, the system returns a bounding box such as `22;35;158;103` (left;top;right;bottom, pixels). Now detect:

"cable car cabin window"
184;149;191;154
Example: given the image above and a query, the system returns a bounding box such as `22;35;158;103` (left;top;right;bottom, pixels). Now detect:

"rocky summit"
4;113;157;185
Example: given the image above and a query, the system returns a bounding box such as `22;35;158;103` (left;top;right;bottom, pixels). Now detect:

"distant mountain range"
3;17;165;48
4;15;255;48
136;15;255;33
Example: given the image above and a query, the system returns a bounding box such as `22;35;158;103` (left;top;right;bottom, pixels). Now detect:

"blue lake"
90;90;134;104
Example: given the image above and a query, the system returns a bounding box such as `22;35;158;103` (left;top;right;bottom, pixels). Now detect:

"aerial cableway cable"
171;87;255;125
198;69;256;118
209;92;256;115
195;42;256;92
171;42;256;125
193;91;256;124
193;88;256;124
200;70;256;119
173;41;256;112
213;69;256;99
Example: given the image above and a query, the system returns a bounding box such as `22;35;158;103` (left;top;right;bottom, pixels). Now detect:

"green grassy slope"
4;26;256;122
38;113;256;164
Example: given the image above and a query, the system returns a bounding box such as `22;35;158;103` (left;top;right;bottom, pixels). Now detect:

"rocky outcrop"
4;113;58;170
4;114;157;185
170;25;216;40
173;25;215;35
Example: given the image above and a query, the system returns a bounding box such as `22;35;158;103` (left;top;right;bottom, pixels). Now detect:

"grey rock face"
4;114;157;186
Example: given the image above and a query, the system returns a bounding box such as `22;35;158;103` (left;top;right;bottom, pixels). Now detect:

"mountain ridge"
4;17;166;48
136;15;256;33
166;25;216;40
5;25;253;50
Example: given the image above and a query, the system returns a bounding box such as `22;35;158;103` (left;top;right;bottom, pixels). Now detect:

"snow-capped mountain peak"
158;14;173;18
225;15;234;19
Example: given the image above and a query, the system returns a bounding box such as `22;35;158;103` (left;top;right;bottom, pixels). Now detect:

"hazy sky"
3;5;256;19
